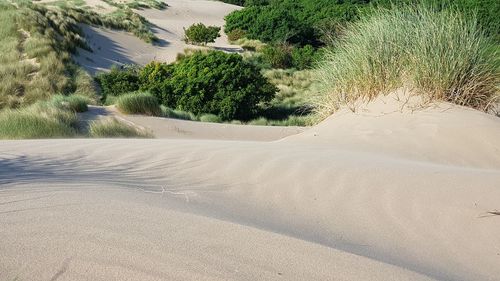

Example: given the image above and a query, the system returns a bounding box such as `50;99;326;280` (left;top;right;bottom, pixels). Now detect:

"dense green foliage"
260;44;319;69
140;51;277;120
116;92;161;116
95;66;140;98
224;0;500;46
316;4;499;117
224;0;365;46
184;23;221;45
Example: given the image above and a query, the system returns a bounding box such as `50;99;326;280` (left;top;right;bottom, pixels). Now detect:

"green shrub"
89;118;152;138
143;51;277;120
95;66;140;98
227;28;246;42
316;4;500;116
0;102;77;139
199;114;222;123
184;23;221;45
224;0;363;46
116;92;161;116
291;45;318;70
261;44;293;69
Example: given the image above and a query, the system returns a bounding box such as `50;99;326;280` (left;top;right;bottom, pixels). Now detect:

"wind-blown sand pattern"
75;0;242;74
1;97;500;280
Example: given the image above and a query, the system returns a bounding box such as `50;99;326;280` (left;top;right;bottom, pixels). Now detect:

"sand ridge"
1;102;500;280
74;0;243;74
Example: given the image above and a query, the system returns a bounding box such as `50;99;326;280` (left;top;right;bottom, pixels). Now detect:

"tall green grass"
0;1;98;109
315;4;500;117
0;101;78;139
116;92;161;116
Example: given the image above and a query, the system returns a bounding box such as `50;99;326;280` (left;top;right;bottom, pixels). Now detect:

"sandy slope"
75;0;242;74
79;105;305;141
1;100;500;281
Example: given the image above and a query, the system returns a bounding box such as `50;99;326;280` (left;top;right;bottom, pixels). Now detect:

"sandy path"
1;102;500;280
80;105;305;141
75;0;242;74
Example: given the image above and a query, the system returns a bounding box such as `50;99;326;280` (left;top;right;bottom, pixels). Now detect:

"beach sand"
2;98;500;280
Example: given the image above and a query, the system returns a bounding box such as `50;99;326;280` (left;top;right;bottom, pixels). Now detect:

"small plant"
89;118;152;138
261;44;293;69
116;92;161;116
199;114;222;123
291;45;318;70
51;95;91;113
160;106;197;120
227;28;246;42
184;23;221;45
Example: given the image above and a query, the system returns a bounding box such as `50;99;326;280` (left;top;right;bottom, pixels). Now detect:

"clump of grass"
199;113;222;123
235;38;267;52
316;4;500;117
89;118;152;138
160;105;197;121
247;115;312;126
0;101;77;139
51;94;91;112
116;92;161;116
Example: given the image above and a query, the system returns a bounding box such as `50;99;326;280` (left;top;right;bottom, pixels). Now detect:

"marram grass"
315;4;500;117
116;92;161;116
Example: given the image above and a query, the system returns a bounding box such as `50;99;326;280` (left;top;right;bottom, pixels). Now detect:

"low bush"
89;118;152;138
95;66;140;99
291;45;318;70
199;114;222;123
227;28;246;42
160;106;197;120
184;23;221;45
316;4;500;117
142;51;277;120
116;92;161;116
261;44;292;69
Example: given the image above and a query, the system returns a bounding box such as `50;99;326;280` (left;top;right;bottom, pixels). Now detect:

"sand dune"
75;0;242;74
1;100;500;280
80;105;305;141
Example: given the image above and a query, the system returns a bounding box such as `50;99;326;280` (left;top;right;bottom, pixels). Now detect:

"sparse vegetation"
116;92;161;116
89;118;152;138
315;4;500;117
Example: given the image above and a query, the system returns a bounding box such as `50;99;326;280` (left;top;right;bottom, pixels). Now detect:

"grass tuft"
89;118;152;138
116;92;161;116
0;101;77;139
315;4;500;117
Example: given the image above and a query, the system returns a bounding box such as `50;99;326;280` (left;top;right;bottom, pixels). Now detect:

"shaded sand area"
80;105;305;141
1;98;500;281
75;0;242;74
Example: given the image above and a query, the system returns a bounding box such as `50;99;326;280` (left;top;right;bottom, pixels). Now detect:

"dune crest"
2;103;500;280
